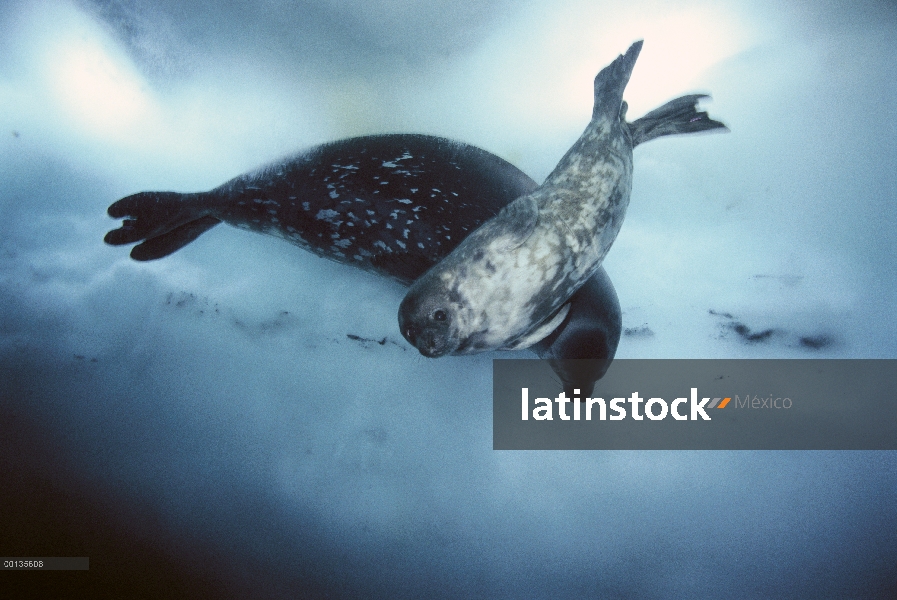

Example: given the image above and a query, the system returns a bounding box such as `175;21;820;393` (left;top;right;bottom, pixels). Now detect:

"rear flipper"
628;94;728;146
104;192;220;261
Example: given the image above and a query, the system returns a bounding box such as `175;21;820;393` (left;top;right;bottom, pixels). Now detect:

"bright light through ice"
621;8;750;115
24;0;160;145
50;38;155;138
472;0;754;141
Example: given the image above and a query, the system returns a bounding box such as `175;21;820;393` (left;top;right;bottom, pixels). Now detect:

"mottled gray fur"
399;40;727;357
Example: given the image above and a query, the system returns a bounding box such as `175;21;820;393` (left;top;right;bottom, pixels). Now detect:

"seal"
104;134;621;394
398;40;727;358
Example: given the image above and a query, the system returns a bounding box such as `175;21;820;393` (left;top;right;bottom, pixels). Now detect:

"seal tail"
592;40;643;121
628;94;728;146
104;192;221;261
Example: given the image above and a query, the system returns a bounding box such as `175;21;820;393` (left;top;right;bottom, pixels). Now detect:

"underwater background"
1;0;895;597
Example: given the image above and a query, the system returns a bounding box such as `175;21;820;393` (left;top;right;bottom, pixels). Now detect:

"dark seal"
105;134;622;395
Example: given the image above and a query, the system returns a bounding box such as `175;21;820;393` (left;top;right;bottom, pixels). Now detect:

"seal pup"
104;134;621;394
399;40;726;358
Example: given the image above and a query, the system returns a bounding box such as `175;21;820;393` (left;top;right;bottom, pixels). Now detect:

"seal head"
398;287;459;357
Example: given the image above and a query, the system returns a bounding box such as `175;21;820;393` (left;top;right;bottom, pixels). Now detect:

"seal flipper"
591;40;643;121
628;94;728;146
532;268;622;397
129;215;221;261
369;252;434;286
471;193;539;251
500;303;571;351
105;191;220;260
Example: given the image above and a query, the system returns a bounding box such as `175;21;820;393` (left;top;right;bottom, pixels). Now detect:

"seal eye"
432;309;447;322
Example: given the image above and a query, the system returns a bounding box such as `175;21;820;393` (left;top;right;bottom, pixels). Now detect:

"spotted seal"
104;134;621;394
399;40;727;358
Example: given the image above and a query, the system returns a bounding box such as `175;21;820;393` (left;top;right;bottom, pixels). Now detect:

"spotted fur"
106;135;534;283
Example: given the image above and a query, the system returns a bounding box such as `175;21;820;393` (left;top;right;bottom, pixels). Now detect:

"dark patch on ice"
710;309;837;351
799;334;833;349
165;291;220;314
164;291;300;336
711;309;777;343
710;309;778;343
232;311;294;336
73;355;99;363
363;427;389;444
730;323;777;343
623;325;654;338
347;333;386;345
346;333;406;350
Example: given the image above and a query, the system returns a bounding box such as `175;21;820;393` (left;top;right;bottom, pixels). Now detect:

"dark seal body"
105;134;623;395
215;135;542;285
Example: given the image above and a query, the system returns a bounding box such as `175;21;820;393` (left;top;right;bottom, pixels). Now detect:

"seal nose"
424;332;437;353
415;331;444;358
405;323;438;356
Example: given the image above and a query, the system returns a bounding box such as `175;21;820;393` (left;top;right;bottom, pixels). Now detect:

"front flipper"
369;252;434;285
468;193;539;252
531;267;622;397
500;303;570;351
